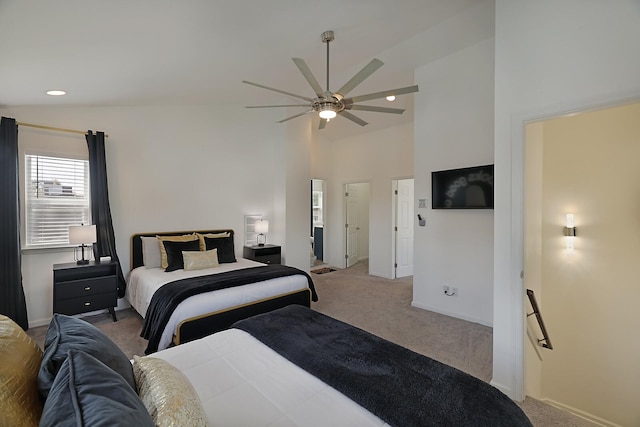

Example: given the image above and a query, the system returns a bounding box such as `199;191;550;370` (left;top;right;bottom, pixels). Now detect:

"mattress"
126;258;309;350
152;328;389;427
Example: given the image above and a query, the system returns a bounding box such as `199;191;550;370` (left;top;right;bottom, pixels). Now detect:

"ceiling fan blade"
292;58;325;98
318;118;328;130
246;104;310;108
345;104;405;114
339;110;368;127
335;58;384;97
276;110;314;124
345;85;419;104
242;80;313;102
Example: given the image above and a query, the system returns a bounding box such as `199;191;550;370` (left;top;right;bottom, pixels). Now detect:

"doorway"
344;182;370;269
310;179;326;268
523;102;640;426
392;178;414;278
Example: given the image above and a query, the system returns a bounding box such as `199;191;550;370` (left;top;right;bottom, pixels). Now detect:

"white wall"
312;122;413;277
412;37;495;326
494;0;640;401
1;104;307;326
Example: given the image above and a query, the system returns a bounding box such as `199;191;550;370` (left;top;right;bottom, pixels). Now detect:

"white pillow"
141;237;161;269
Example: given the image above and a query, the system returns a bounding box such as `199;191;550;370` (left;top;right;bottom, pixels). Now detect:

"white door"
395;179;414;278
345;184;359;268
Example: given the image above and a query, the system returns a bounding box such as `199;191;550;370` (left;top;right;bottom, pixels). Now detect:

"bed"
16;308;533;427
126;229;317;353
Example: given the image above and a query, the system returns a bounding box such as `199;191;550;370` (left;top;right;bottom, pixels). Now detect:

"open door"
345;184;360;268
394;178;414;278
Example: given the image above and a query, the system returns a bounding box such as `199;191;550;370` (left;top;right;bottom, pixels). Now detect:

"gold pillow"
196;232;230;251
183;248;219;271
157;234;198;269
0;315;44;427
133;356;206;427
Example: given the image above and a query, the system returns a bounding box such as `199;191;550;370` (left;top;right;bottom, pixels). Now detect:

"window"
24;154;91;247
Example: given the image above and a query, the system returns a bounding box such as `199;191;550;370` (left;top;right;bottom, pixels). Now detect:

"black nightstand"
243;244;281;264
53;261;118;322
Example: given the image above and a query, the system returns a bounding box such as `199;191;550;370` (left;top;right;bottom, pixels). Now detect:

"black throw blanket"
142;265;317;354
233;306;532;427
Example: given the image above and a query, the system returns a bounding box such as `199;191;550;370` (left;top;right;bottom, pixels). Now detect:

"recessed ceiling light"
46;90;67;96
386;95;396;101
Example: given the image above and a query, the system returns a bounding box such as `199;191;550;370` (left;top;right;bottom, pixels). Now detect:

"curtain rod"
16;121;109;138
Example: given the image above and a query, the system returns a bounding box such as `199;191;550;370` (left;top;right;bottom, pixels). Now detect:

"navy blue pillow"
163;239;201;272
38;314;136;400
204;235;236;263
39;350;154;427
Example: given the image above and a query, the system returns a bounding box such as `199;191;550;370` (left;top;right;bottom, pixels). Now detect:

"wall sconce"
69;224;97;264
563;214;576;250
255;219;269;246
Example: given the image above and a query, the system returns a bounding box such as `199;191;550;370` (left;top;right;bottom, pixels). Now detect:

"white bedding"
153;328;389;427
126;258;309;351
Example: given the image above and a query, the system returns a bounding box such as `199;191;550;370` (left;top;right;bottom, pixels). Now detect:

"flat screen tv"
431;164;494;209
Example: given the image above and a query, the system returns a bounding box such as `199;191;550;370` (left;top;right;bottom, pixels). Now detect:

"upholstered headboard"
130;229;235;270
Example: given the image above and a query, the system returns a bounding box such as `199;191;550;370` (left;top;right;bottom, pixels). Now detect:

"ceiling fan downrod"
321;31;334;92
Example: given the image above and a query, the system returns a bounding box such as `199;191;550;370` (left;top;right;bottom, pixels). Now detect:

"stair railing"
526;289;553;350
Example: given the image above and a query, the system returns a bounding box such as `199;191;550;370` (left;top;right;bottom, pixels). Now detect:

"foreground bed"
126;229;317;353
18;308;532;427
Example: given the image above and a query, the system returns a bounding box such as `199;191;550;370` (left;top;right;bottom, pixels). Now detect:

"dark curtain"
0;117;29;329
86;131;126;297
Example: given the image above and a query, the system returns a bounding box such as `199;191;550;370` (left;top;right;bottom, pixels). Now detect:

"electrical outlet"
443;285;458;297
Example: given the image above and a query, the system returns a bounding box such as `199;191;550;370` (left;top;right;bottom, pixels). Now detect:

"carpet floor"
27;260;598;426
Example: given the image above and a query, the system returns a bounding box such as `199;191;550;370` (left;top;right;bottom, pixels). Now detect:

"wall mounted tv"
431;164;494;209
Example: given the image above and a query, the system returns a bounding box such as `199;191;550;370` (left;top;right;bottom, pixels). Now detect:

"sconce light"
69;224;97;264
255;219;269;246
563;214;576;250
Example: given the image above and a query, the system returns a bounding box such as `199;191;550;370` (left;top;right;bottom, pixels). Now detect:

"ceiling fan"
242;30;419;129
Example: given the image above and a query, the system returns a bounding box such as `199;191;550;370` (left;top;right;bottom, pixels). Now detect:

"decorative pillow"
38;314;136;400
204;235;236;263
0;315;43;427
40;351;154;427
141;236;162;269
157;234;198;269
196;231;230;251
163;239;201;272
133;356;206;427
183;248;219;271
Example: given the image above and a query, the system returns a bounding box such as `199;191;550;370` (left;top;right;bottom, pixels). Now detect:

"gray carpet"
27;261;598;426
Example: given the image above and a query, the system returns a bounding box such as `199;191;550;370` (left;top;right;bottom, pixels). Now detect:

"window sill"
21;245;76;255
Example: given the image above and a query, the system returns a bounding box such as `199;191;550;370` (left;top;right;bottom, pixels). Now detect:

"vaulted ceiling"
0;0;491;139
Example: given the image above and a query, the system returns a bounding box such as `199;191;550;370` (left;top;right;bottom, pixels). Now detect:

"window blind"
25;154;91;247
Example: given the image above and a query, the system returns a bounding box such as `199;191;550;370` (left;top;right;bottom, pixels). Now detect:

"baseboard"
540;398;620;427
411;300;493;327
28;303;132;329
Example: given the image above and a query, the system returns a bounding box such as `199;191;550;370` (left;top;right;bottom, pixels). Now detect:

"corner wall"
312;122;413;277
412;38;495;326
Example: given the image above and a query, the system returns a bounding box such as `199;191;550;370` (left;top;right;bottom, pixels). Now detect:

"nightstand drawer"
54;292;117;316
243;245;281;264
255;253;281;264
55;276;116;300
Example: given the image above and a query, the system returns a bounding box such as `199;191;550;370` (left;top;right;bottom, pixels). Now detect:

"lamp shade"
255;220;269;234
69;225;97;245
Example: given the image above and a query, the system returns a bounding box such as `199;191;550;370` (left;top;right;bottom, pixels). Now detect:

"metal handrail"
526;289;553;350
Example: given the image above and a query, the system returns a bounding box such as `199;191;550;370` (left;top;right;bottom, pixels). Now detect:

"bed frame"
130;229;312;346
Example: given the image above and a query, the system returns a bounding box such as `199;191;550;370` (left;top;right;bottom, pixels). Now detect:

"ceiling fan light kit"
243;30;419;129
